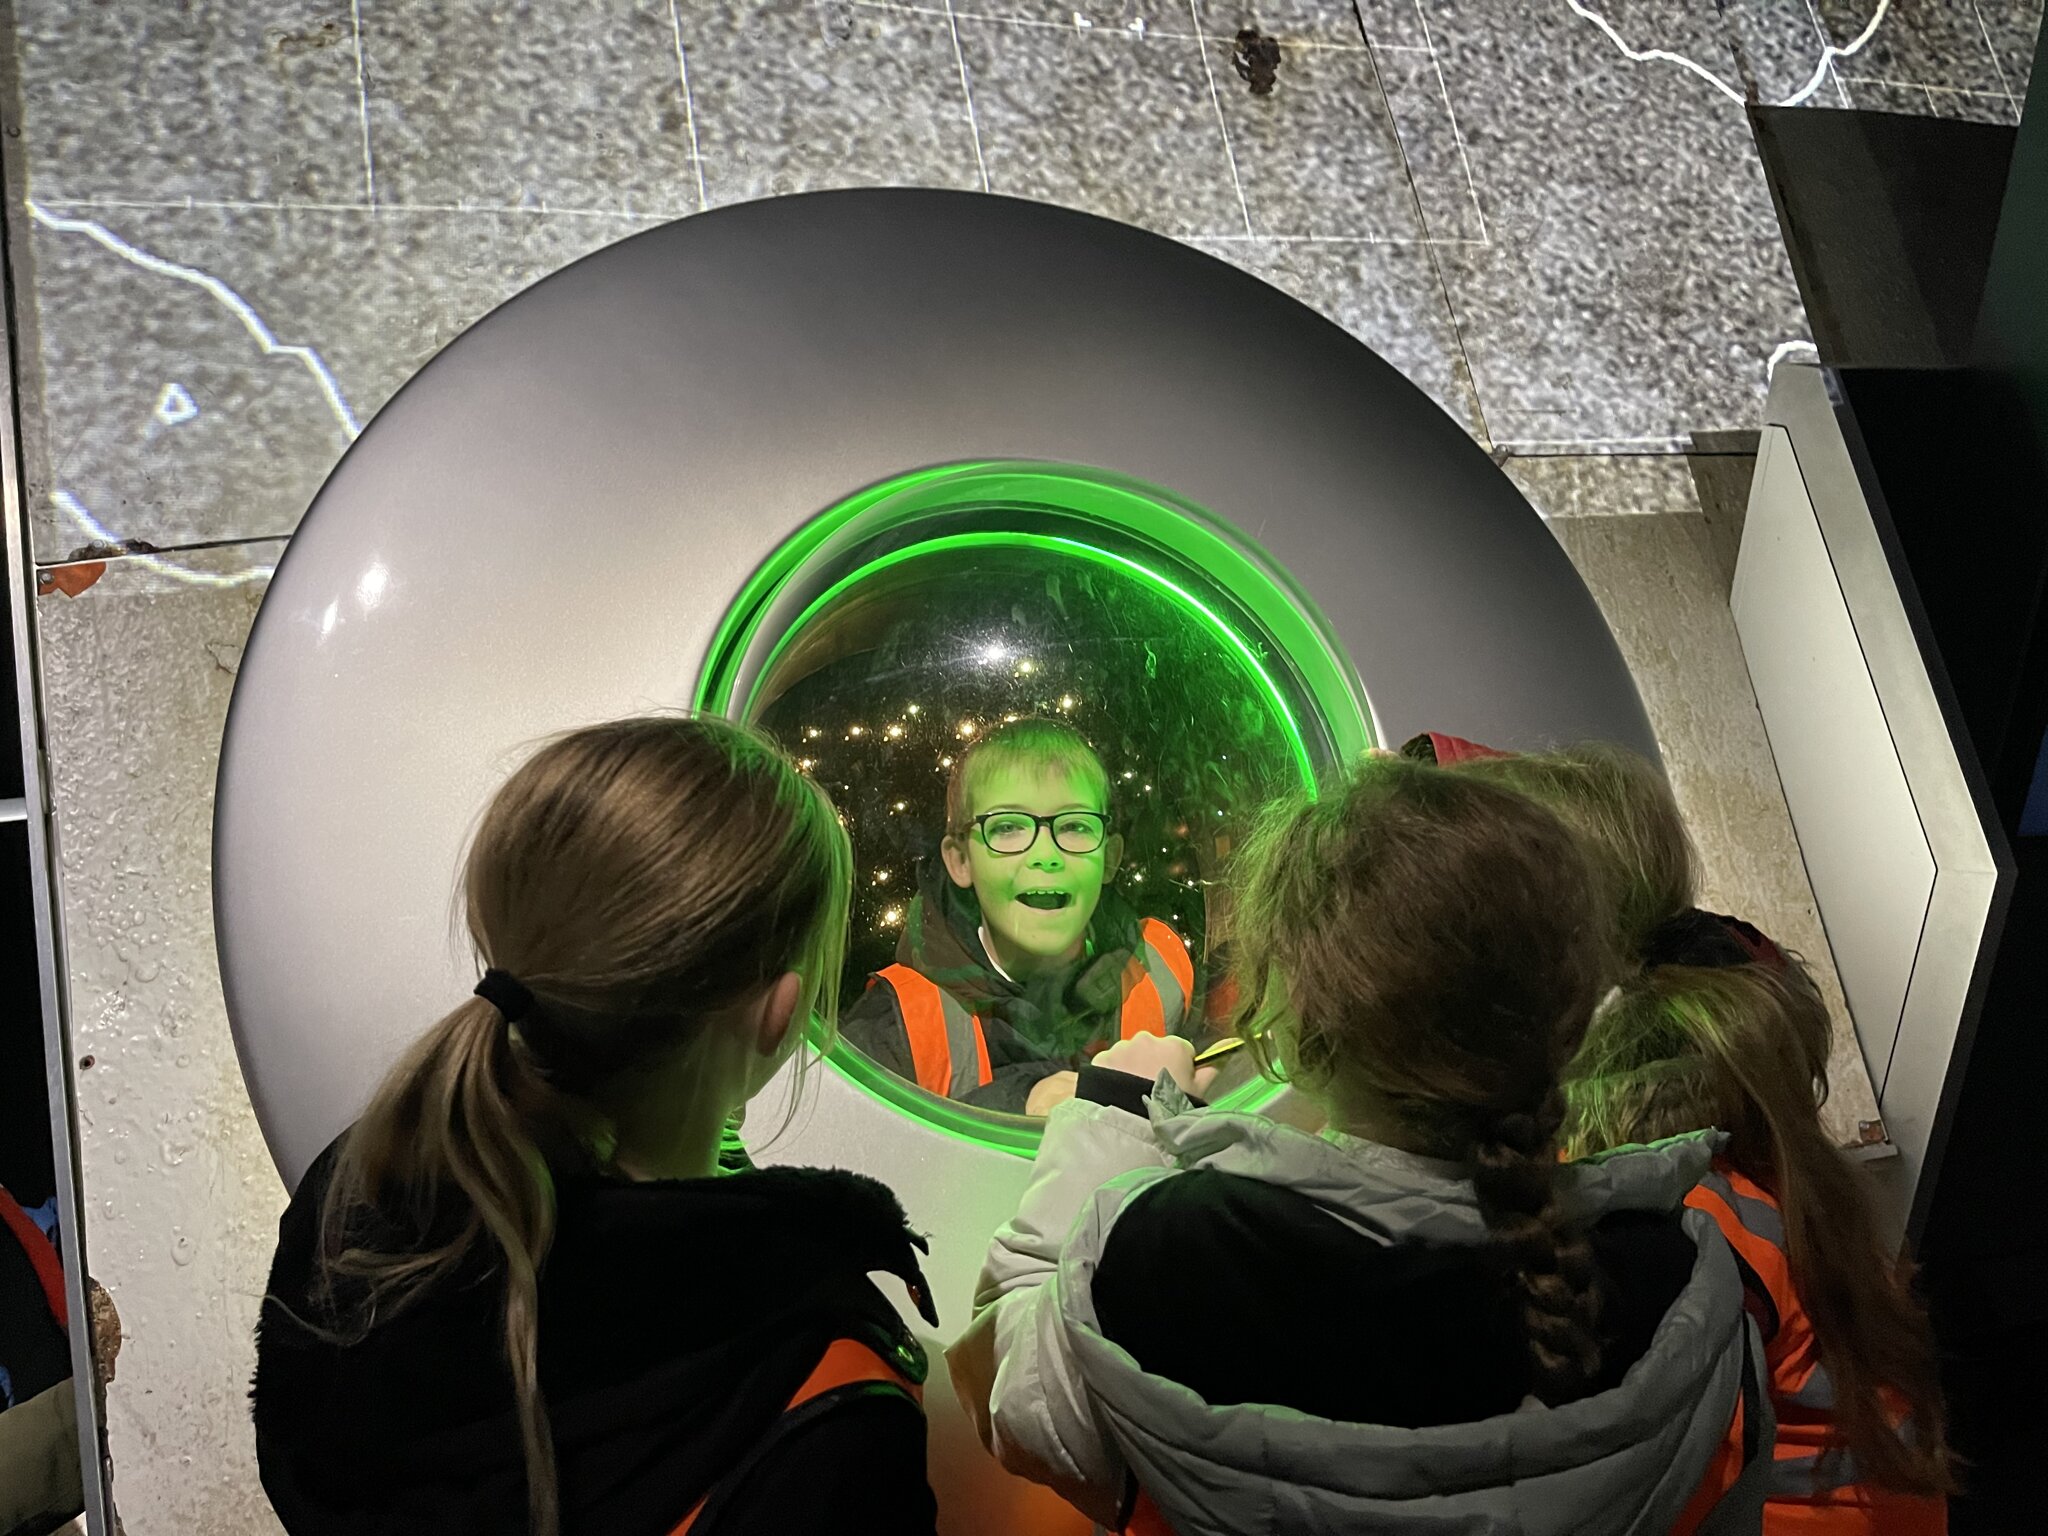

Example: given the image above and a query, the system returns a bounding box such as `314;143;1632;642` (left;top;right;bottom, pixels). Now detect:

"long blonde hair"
1465;744;1954;1497
313;716;851;1535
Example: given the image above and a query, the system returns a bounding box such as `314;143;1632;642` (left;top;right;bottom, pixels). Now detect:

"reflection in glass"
750;532;1322;1116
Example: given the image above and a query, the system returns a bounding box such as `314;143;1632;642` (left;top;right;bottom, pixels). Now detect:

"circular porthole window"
696;463;1371;1151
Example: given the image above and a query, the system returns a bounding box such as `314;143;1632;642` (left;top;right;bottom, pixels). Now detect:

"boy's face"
942;762;1121;976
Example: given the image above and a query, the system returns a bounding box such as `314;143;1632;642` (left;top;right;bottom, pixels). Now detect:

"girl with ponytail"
1468;743;1953;1532
252;716;939;1536
949;753;1766;1535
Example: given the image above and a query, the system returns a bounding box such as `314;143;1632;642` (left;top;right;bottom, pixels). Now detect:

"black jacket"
253;1138;938;1536
1077;1073;1698;1426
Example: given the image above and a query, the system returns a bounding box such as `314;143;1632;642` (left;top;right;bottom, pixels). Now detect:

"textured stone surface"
35;544;287;1536
14;2;369;204
357;0;702;217
1820;0;2029;107
1419;0;1811;451
1185;234;1483;433
1503;452;1704;519
954;18;1247;238
1371;39;1489;245
1203;33;1416;240
686;0;985;206
22;204;645;556
1549;511;1884;1147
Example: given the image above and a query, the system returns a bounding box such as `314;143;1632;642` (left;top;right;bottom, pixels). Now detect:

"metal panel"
1733;363;2007;1241
1733;426;1935;1078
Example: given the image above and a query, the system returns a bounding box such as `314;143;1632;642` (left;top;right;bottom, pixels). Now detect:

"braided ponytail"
1232;755;1616;1408
1470;1085;1603;1404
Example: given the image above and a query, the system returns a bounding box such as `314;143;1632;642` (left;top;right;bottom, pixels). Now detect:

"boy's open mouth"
1016;890;1073;911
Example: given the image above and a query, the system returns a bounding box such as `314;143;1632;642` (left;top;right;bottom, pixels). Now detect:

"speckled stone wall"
5;2;2035;1530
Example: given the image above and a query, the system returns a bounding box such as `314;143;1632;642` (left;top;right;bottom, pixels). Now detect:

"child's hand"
1091;1034;1219;1099
1025;1071;1080;1116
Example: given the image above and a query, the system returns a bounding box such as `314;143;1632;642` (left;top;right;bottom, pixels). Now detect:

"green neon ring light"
696;462;1372;1155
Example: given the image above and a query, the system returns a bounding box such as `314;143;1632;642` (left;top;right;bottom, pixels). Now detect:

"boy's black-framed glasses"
968;810;1110;856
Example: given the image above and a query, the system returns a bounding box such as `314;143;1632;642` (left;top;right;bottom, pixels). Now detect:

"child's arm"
946;1088;1181;1525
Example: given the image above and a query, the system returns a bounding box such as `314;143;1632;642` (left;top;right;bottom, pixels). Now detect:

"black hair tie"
1641;908;1752;970
475;968;536;1023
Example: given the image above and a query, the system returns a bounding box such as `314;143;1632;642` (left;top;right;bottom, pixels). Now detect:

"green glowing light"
696;462;1371;1154
749;531;1316;792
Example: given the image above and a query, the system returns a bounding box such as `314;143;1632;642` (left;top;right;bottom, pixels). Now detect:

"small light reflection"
355;561;389;610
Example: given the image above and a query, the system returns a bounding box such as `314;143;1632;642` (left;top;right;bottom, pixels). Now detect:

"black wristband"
1076;1064;1208;1117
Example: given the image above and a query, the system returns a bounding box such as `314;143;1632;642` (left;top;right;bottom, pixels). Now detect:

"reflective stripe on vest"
881;964;995;1099
1121;918;1195;1042
882;921;1193;1095
670;1337;922;1534
1686;1165;1906;1509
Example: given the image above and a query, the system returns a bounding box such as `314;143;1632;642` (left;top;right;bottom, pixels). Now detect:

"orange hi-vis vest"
669;1336;923;1535
877;917;1194;1099
1686;1164;1947;1536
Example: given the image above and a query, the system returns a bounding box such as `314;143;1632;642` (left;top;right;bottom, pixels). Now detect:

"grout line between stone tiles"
940;0;992;192
844;0;1400;51
25;196;1490;247
667;0;710;211
1361;1;1493;447
1198;231;1488;245
1800;0;1854;106
1498;434;1694;451
1412;0;1488;243
1836;71;2011;100
31;196;665;222
1189;0;1254;236
348;0;376;206
1969;0;2022;119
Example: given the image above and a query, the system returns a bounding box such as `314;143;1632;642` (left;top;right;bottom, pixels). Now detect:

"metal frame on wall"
0;37;115;1532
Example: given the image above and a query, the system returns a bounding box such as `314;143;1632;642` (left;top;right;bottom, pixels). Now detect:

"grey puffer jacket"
951;1085;1771;1535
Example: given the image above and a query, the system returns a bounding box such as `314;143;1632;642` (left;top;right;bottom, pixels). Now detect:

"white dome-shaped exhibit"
213;189;1654;1532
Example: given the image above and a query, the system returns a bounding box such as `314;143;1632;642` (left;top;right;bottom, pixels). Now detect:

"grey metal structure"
1;189;112;1536
211;189;1654;1532
1733;363;2012;1245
